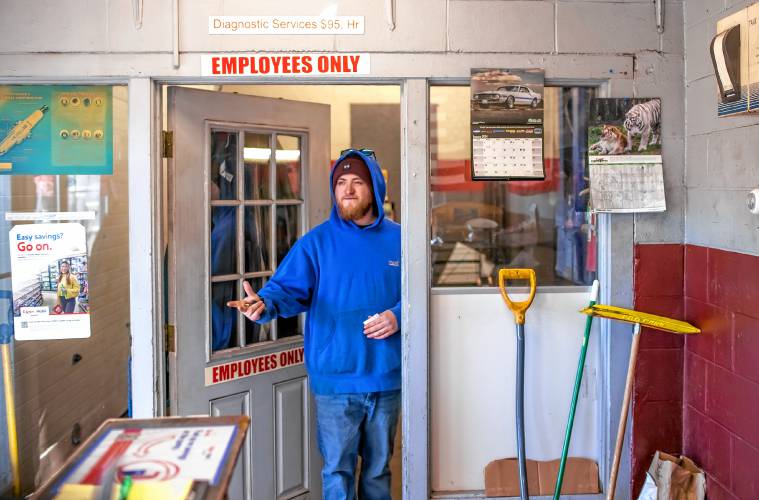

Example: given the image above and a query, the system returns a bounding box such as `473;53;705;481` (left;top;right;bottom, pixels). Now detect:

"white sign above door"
209;16;365;35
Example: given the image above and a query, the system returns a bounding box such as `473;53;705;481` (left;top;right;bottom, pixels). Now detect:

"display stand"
33;415;250;500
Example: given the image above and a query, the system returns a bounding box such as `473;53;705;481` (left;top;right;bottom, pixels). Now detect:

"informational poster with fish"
587;98;665;213
54;425;238;497
9;223;90;340
0;85;112;175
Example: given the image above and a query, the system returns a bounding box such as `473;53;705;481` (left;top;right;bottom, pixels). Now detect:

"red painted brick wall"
632;243;685;497
683;246;759;500
632;244;759;499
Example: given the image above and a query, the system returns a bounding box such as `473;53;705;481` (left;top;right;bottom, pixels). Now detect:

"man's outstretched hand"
364;310;399;340
227;281;266;321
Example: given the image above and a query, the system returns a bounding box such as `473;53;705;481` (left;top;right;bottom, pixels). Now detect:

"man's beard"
337;196;373;221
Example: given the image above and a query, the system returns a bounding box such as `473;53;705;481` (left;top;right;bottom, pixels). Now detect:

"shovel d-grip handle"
498;268;537;325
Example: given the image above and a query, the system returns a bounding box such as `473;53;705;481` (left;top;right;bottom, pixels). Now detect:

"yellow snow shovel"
499;268;537;500
579;304;699;500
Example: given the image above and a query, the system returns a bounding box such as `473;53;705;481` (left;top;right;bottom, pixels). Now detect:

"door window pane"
244;132;271;200
277;316;302;339
209;127;305;351
430;86;596;287
276;205;300;265
210;131;237;201
211;207;237;276
244;277;271;344
244;206;271;273
275;135;302;200
212;281;239;350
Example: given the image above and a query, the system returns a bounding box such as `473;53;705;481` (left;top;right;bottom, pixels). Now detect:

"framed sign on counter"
470;68;545;181
33;416;250;500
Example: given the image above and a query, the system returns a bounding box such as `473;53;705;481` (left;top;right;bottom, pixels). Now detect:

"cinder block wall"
680;1;759;498
0;1;688;497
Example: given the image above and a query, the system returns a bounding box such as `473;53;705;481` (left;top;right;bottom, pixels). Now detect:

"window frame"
429;83;599;292
206;123;308;356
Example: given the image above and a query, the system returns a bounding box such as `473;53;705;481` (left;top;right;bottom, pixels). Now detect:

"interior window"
430;86;597;287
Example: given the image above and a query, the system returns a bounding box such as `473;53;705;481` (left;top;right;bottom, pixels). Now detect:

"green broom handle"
553;280;599;500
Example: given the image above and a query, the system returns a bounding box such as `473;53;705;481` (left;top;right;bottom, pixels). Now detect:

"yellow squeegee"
580;304;700;335
579;304;700;500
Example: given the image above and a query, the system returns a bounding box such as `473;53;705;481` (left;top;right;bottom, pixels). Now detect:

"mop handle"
554;280;599;500
498;269;537;325
516;324;528;500
608;323;642;500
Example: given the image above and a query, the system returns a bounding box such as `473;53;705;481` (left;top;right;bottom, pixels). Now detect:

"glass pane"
1;85;131;449
429;86;596;287
277;316;302;339
211;207;237;276
244;206;270;273
244;277;271;344
275;135;302;200
210;131;237;201
244;132;271;199
276;205;300;265
211;281;239;351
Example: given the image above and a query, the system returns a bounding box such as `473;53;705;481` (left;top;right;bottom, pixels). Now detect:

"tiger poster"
586;98;666;213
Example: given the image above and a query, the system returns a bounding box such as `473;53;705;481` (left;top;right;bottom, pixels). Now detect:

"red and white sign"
64;425;237;496
205;346;304;386
200;53;370;77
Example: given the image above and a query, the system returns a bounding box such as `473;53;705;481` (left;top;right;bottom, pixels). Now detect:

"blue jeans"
60;296;76;313
314;390;401;500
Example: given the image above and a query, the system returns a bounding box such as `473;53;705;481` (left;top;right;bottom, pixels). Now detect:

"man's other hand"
364;310;399;339
227;281;266;321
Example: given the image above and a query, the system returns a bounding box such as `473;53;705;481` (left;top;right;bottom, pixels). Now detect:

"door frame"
129;76;630;499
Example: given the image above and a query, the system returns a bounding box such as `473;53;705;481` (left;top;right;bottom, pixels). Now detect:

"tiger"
589;125;628;155
623;99;661;152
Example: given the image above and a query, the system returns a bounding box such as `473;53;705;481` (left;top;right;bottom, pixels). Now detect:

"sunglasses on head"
340;148;376;159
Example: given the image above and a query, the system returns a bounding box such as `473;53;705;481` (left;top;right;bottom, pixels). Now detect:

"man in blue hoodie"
233;149;401;500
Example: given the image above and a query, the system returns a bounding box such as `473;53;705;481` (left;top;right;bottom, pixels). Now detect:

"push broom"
498;268;537;500
578;304;699;500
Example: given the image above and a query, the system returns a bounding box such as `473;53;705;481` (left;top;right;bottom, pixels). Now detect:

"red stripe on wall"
633;243;759;500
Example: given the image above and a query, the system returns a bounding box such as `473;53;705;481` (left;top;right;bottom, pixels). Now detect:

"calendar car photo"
587;98;662;157
471;69;544;125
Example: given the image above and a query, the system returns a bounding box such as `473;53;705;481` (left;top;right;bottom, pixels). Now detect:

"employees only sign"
200;53;370;77
205;346;304;386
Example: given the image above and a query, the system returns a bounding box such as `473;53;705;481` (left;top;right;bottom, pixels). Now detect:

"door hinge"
164;324;176;352
162;130;174;158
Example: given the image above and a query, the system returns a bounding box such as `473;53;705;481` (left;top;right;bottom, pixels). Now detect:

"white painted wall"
431;291;600;491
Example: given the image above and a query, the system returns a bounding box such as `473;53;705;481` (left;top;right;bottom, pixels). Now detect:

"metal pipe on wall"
656;0;664;34
172;0;180;68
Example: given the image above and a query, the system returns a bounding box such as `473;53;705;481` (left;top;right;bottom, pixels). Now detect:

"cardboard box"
484;457;600;497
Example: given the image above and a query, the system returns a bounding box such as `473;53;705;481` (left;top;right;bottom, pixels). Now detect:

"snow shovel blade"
579;304;700;334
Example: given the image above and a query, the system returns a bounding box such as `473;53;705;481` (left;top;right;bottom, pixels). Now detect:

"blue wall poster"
0;85;113;175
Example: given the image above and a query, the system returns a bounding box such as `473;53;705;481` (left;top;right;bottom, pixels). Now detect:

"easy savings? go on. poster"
10;223;90;340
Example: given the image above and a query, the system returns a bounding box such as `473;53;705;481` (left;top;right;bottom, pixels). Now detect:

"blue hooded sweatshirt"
255;150;401;394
